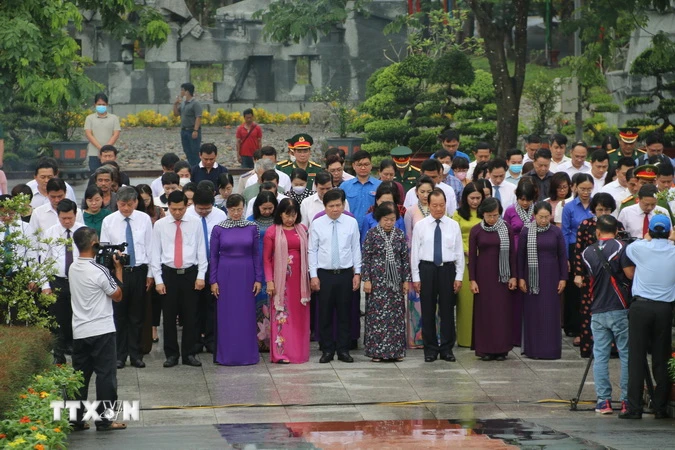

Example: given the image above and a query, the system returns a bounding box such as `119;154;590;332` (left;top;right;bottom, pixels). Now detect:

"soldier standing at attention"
608;128;646;168
278;134;322;190
391;146;421;193
618;165;658;213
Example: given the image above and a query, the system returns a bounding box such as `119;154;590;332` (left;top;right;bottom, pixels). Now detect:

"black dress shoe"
163;356;179;368
205;344;215;354
53;355;67;365
130;359;146;368
337;352;354;363
618;411;642;419
319;352;334;363
654;411;669;419
183;355;202;367
116;360;125;369
152;338;159;343
440;352;456;362
424;354;437;363
495;355;506;361
481;355;495;362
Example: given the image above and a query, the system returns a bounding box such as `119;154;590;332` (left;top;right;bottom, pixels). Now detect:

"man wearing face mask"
391;146;421;192
435;149;463;207
84;93;121;173
505;149;524;185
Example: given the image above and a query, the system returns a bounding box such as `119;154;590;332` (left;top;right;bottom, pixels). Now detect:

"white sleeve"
410;223;422;282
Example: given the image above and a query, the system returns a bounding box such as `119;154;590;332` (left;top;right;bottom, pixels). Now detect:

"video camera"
95;242;130;269
616;230;637;245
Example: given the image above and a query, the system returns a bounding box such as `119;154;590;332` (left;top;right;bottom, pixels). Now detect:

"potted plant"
310;87;364;160
48;94;95;180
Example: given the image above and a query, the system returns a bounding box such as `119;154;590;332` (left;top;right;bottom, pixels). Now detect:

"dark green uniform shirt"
277;160;323;190
607;148;646;167
393;165;421;192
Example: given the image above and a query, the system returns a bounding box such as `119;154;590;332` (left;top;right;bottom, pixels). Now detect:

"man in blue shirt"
190;143;228;191
437;129;470;162
620;214;675;420
340;150;381;230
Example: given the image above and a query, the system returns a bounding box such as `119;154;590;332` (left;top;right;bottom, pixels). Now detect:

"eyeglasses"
328;168;343;174
354;162;372;168
577;187;593;193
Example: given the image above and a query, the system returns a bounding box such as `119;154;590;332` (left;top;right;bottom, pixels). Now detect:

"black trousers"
563;244;581;335
71;332;117;425
627;299;673;414
49;277;73;358
317;269;353;353
113;265;148;362
418;261;456;356
195;268;215;350
161;265;198;360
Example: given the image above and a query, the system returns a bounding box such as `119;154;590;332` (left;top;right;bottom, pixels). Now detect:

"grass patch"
0;326;52;416
191;64;224;95
470;56;572;88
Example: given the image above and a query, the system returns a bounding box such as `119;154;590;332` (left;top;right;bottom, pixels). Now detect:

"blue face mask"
95;105;107;115
509;164;523;174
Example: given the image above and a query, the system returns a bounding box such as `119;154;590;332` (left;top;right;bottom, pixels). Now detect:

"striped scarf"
480;217;511;283
376;225;400;289
515;203;534;225
526;222;550;294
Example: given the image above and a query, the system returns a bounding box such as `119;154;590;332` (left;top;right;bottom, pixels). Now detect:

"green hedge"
0;327;52;416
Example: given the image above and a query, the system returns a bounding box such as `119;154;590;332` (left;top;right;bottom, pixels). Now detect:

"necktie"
65;229;73;276
174;220;183;268
331;220;340;269
433;219;442;266
202;216;210;260
493;185;501;202
125;217;136;267
642;212;649;238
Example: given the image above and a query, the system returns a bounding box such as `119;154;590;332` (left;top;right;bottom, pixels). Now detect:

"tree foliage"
524;73;561;136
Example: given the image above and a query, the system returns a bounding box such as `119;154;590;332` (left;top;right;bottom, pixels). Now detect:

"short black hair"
638;184;658;199
325;147;346;160
373;201;399;220
379;158;396;172
420;158;442;174
261;169;280;183
160;153;180;170
645;131;665;146
534;148;552;161
73;227;98;253
351;150;372;164
439;129;460;142
477;197;502;218
99;145;117;155
260;146;277;158
488;158;508;172
259;181;277;194
591;149;609;163
252;191;278;220
475;142;492;152
218;173;234;189
199;143;218;155
161;172;180;186
526;134;542;144
181;82;195;95
616;157;636;170
253;149;264;161
590;192;617;214
323;189;345;206
174;160;191;175
375;182;399;205
416;175;435;190
94;93;109;104
274;198;301;225
167;190;187;205
657;160;674;177
290;168;308;182
532;201;552;215
226;193;245;209
516;178;538;201
326;154;343;168
600;135;620;150
196;180;216;193
243;108;254;116
550;133;568;146
505;148;523;160
84;185;103;200
46;178;67;193
34;158;58;176
434;149;452;160
314;171;333;187
182;182;197;194
451;157;469;170
596;214;618;234
56;199;77;215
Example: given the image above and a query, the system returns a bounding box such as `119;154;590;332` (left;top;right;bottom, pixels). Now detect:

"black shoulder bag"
591;243;633;309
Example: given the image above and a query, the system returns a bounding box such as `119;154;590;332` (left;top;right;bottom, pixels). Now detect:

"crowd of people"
2;95;675;428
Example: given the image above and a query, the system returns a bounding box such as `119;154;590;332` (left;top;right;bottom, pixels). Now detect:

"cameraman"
581;215;635;414
620;215;675;419
68;227;126;431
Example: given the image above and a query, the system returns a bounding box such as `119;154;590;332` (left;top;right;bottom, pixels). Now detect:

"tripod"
570;352;655;411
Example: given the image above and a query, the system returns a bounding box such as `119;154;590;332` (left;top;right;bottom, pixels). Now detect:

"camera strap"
591;242;631;309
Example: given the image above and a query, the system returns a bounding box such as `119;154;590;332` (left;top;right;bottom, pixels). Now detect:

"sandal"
276;360;290;364
70;422;90;432
572;337;581;347
371;358;382;362
96;421;127;431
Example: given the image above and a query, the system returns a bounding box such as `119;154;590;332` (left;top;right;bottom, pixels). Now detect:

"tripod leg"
571;353;594;411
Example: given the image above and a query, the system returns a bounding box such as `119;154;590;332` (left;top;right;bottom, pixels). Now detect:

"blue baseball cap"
648;214;671;232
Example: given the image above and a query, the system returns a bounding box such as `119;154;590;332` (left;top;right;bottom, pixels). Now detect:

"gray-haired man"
100;186;154;369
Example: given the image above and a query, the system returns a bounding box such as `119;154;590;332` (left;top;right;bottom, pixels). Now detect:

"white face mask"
292;186;306;194
289;155;296;163
179;177;190;187
442;163;451;175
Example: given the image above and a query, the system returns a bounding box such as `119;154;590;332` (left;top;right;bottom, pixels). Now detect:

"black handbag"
591;243;633;309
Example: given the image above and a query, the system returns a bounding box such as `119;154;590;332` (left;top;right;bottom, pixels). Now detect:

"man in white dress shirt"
300;172;350;229
30;178;84;236
186;188;227;354
549;134;571;173
100;186;154;369
151;190;208;368
618;184;671;239
601;157;635;216
41;199;84;364
403;159;457;217
522;135;542;165
411;188;464;362
27;158;77;208
590;150;610;196
558;142;592;177
487;158;517;209
309;189;361;364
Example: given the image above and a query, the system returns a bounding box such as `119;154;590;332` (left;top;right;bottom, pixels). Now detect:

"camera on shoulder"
95;242;130;269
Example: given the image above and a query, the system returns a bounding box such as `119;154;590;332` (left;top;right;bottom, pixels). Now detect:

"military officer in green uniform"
619;164;658;212
608;127;647;168
391;146;421;192
277;134;323;190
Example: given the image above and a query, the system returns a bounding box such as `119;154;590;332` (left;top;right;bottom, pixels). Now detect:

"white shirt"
466;160;478;181
617;203;672;239
558;161;592;177
100;210;154;276
69;258;118;339
553;196;574;224
403;182;457;217
410;215;464;282
150;214;208;284
341;171;355;183
186;205;227;260
523;153;534;164
591;174;607;196
245;193;288;218
308;213;362;277
490;181;517;210
29;203;84;236
244;169;292;193
41;222;85;288
2;220;38;272
151;176;164;198
27;179;77;208
549;156;571;173
236;170;256;194
300;193;351;229
601;180;631;216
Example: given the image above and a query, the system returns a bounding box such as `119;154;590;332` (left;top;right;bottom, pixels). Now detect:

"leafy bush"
361;141;394;158
524;73;561;136
363;119;417;143
407;128;444;153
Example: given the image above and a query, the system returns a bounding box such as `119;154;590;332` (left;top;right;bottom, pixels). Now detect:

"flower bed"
0;365;83;449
